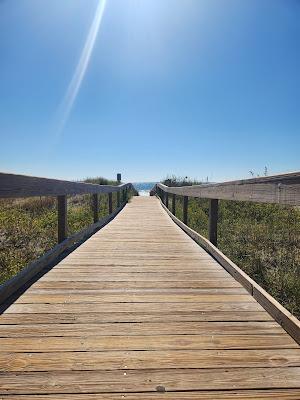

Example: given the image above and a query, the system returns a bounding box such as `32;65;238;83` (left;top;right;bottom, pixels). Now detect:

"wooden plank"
38;272;234;281
0;321;284;337
1;390;300;399
27;280;244;289
156;171;300;205
2;302;264;314
0;335;296;352
50;266;242;273
13;293;256;304
0;311;273;324
0;172;133;198
1;367;300;394
1;349;300;372
26;288;248;294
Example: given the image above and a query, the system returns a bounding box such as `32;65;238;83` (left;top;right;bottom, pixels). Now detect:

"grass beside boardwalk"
163;177;300;319
0;177;132;284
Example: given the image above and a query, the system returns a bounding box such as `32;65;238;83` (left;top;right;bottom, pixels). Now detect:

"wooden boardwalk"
0;196;300;399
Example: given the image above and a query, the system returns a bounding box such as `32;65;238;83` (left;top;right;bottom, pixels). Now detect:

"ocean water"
133;182;157;196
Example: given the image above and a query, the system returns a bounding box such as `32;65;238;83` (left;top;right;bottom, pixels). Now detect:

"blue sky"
0;0;299;182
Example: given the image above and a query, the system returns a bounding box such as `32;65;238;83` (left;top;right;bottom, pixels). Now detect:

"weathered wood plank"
0;311;273;324
0;334;296;352
156;171;300;205
0;172;133;198
2;302;264;314
14;293;255;304
2;389;300;400
1;390;300;399
0;321;284;337
1;349;299;372
27;279;244;289
1;367;300;394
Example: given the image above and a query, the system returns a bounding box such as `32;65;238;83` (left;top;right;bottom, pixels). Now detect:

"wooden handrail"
153;171;300;249
0;172;137;244
156;171;300;206
0;172;133;198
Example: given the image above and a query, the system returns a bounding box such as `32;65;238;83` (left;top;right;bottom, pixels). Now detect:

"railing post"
183;196;188;225
108;192;113;214
209;199;219;246
166;192;169;209
117;174;121;208
172;193;176;215
92;193;99;223
57;195;67;243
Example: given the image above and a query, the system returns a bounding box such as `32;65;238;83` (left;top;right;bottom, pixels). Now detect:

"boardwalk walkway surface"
0;196;300;399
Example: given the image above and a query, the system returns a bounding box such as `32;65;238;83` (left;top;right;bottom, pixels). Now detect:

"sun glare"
56;0;107;137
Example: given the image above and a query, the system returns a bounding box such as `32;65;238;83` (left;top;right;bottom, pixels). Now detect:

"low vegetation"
0;177;132;284
162;176;300;319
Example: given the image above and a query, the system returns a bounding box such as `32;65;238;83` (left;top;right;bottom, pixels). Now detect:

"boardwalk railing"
0;172;137;303
152;171;300;344
153;171;300;246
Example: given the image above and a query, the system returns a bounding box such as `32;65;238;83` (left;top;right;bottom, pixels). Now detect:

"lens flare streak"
56;0;107;136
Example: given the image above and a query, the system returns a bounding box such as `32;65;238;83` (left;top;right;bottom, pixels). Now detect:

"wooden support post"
183;196;188;225
57;195;67;243
108;192;113;214
172;193;176;216
209;198;219;246
92;194;99;223
166;192;169;209
117;174;121;207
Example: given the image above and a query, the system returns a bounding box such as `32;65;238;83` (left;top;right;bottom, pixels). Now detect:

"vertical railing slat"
57;195;67;243
183;196;188;225
172;193;176;215
108;192;113;214
209;199;219;246
92;194;99;223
